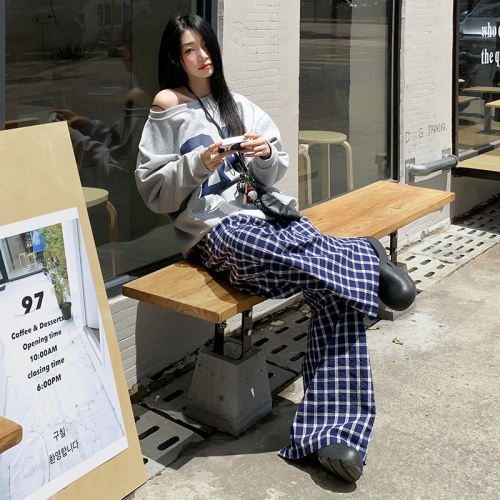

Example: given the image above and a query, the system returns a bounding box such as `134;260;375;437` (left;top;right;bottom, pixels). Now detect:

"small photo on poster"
0;208;127;500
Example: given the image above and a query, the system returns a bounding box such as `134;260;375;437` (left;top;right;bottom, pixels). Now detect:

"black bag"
254;188;301;223
234;153;301;223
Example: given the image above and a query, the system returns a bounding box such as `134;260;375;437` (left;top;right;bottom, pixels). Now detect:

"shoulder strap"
185;85;227;139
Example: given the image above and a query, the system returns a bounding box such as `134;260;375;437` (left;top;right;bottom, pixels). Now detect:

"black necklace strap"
185;84;248;174
185;85;227;139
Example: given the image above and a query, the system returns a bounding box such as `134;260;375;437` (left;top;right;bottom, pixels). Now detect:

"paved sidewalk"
126;229;500;500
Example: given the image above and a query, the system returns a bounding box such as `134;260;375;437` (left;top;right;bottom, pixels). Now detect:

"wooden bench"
123;180;455;435
0;416;22;455
453;149;500;181
124;180;455;324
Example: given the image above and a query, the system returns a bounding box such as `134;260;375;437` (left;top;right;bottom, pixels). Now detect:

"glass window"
0;231;44;281
458;0;500;154
2;1;203;281
298;0;393;208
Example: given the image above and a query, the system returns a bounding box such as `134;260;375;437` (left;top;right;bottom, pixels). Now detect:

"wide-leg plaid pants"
193;214;379;463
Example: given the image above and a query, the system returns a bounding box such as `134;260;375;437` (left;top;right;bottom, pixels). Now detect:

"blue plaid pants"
194;214;379;463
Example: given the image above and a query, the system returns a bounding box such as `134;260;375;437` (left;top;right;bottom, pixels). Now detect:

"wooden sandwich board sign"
0;122;147;499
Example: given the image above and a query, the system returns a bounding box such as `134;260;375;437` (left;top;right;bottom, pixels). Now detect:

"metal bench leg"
212;308;253;359
241;309;253;357
390;231;398;264
213;322;225;355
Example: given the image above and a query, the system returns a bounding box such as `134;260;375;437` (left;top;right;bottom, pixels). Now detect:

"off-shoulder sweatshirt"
135;92;296;256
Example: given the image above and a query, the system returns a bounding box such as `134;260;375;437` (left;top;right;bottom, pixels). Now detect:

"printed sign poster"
0;208;127;500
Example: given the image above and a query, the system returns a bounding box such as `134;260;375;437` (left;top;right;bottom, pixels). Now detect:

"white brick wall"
220;0;300;200
399;0;500;236
400;0;454;177
397;0;452;244
111;295;213;391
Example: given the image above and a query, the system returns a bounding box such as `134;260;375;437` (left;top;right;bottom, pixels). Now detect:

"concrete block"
185;347;272;437
376;300;413;321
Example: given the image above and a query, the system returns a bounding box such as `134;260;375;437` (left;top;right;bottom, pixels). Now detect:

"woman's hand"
240;132;271;160
200;142;234;172
53;109;85;131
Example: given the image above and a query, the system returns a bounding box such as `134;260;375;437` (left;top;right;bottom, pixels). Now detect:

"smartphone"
50;112;62;122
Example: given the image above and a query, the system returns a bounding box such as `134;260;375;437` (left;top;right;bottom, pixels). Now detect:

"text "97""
22;291;44;314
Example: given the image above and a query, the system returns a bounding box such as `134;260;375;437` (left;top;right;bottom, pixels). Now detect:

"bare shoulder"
151;89;179;111
151;88;194;111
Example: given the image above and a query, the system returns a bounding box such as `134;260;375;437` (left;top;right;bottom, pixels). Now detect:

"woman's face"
179;28;214;82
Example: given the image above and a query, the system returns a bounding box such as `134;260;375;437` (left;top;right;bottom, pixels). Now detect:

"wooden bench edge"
123;280;266;323
369;190;456;238
0;417;23;455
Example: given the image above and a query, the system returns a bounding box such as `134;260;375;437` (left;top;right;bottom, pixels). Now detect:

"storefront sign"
0;122;146;500
0;209;128;500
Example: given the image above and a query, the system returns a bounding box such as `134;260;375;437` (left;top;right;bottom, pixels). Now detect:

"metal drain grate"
478;197;500;217
399;252;461;292
132;403;204;478
251;304;378;369
480;206;500;220
407;231;496;264
450;214;500;241
400;212;500;291
142;371;211;433
252;309;310;373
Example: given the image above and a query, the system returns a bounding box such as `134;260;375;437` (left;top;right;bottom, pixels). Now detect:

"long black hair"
158;14;245;137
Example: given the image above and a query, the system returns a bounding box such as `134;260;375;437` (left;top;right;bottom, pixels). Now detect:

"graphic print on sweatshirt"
180;127;239;197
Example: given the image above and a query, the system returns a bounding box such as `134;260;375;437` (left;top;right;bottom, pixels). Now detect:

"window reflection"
0;232;44;281
458;0;500;153
5;1;195;280
298;0;390;208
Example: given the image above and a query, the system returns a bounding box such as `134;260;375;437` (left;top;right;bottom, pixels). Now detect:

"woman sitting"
135;14;415;483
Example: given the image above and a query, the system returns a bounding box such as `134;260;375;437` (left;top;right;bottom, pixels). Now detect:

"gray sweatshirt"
136;93;296;256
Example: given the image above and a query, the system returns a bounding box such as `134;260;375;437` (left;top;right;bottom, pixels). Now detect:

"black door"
0;250;9;288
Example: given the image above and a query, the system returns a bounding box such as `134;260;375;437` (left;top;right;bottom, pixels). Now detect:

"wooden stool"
83;187;119;276
299;130;354;200
298;143;313;206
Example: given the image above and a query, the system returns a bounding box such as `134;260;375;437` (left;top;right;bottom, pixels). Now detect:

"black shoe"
317;443;364;482
366;236;417;311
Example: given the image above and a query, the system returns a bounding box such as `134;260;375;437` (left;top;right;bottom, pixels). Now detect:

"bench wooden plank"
485;99;500;108
302;181;455;239
123;260;265;323
453;151;500;180
123;181;455;323
457;151;500;172
0;416;22;455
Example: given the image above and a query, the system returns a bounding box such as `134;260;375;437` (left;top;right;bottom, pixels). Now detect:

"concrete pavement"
126;233;500;500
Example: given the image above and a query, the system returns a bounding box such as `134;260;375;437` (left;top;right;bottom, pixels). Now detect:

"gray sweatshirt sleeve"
232;95;289;188
136;117;211;214
247;112;289;188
